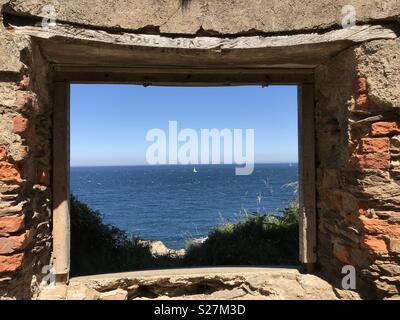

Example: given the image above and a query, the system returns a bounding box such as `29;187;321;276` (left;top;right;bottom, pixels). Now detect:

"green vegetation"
70;195;179;277
184;204;299;266
70;195;299;276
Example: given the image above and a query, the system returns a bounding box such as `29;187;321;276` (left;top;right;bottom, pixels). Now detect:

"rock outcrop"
138;240;186;258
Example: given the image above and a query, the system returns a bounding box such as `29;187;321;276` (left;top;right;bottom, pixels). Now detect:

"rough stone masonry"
315;37;400;298
0;0;399;299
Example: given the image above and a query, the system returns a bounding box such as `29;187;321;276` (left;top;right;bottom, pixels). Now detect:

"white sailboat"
193;166;198;173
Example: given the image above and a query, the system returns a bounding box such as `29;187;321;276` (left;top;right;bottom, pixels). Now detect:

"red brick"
12;116;29;134
0;145;7;161
371;122;400;137
355;94;368;109
358;206;369;217
360;138;390;153
0;253;24;273
351;153;390;170
333;243;352;264
360;216;400;237
347;203;368;224
0;230;32;254
356;77;368;94
0;215;24;234
361;235;388;253
0;161;22;181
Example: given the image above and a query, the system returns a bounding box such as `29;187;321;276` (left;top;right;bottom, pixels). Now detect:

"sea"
70;163;298;249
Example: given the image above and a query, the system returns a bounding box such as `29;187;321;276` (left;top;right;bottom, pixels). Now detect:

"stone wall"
37;268;360;300
4;0;400;35
0;0;399;299
315;38;400;298
0;7;52;298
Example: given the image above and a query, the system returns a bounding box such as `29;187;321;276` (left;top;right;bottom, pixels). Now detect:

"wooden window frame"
52;68;317;283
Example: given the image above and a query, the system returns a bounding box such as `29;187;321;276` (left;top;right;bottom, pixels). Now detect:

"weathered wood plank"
8;23;397;70
10;24;397;50
52;81;70;282
298;84;317;266
54;66;315;74
55;68;314;85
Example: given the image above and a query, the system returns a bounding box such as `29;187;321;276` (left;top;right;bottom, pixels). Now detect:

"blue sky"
70;84;298;166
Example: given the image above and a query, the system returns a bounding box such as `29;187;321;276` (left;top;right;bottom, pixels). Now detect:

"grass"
70;195;299;276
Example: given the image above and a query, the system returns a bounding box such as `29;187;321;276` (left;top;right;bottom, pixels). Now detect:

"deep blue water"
70;164;298;249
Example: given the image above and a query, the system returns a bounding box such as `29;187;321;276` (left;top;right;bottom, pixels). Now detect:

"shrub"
70;195;155;276
184;204;299;266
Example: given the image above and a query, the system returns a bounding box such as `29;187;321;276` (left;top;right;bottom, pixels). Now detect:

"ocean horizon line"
70;162;299;168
